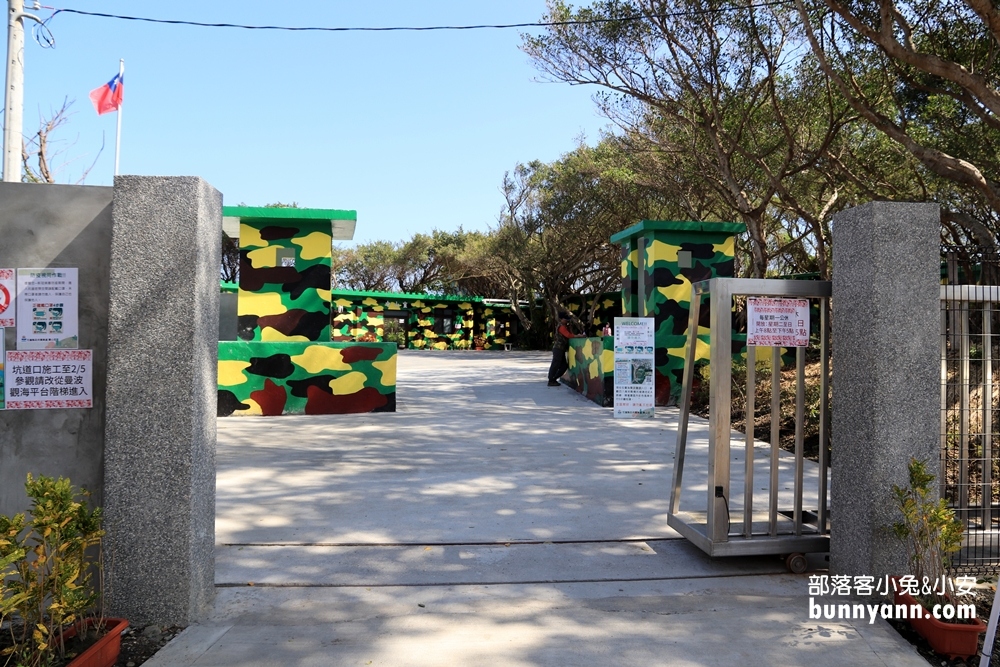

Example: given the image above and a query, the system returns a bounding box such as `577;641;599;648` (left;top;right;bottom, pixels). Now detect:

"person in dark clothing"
548;312;582;386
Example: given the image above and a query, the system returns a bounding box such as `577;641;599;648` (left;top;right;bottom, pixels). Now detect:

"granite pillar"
831;202;940;579
103;176;221;625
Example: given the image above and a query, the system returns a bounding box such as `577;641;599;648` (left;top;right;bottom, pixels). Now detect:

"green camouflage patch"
236;214;336;342
218;341;395;416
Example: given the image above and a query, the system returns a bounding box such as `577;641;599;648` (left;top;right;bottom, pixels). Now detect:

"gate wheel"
785;553;808;574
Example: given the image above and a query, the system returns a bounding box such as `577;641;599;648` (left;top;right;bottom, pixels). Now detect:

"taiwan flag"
89;72;124;115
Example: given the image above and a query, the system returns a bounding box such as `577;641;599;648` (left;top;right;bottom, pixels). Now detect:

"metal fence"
669;278;831;570
942;246;1000;574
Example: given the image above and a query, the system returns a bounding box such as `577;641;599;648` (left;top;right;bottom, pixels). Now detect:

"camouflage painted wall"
234;208;356;342
565;336;615;406
611;220;746;406
330;290;518;350
218;341;396;416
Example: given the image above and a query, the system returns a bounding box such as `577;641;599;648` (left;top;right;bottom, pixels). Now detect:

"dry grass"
690;351;827;460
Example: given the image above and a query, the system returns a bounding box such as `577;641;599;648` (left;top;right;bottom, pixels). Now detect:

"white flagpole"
114;58;124;176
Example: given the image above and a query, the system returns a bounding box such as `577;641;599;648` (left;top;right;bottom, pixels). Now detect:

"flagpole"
114;58;123;176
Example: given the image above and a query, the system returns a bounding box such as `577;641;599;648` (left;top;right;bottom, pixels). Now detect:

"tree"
467;140;671;339
221;232;240;283
20;98;101;184
795;0;1000;245
523;0;865;277
331;240;398;292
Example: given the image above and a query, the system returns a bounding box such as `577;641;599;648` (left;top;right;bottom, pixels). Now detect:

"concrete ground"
146;351;926;666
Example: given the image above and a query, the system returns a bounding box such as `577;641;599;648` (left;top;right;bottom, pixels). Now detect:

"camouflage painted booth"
217;206;396;415
330;290;521;350
610;220;746;406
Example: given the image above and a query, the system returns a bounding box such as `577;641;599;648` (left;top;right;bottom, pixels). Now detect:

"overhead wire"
38;2;795;34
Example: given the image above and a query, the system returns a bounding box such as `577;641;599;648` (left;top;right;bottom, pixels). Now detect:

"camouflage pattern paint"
218;341;396;416
611;220;746;406
331;290;519;350
621;245;639;318
233;207;356;343
564;335;615;406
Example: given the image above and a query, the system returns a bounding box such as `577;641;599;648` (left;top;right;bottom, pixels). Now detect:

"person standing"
548;312;582;386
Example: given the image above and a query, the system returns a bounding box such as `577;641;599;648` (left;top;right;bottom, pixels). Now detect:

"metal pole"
3;0;25;182
980;579;1000;667
670;283;703;516
3;0;42;183
2;0;38;182
708;280;733;543
794;345;805;535
817;298;830;535
984;302;993;530
744;344;755;538
769;345;780;536
113;58;123;176
961;301;971;516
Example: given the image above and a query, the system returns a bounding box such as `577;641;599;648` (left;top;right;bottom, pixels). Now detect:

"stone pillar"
610;220;745;405
831;201;940;579
103;176;221;625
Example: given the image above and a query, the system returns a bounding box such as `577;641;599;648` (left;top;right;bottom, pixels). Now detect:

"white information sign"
4;349;93;410
613;317;656;418
16;268;79;349
0;269;14;328
747;297;810;347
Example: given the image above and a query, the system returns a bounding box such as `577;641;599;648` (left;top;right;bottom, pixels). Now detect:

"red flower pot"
65;618;129;667
893;588;985;660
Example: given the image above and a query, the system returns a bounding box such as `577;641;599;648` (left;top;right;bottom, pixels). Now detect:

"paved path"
147;351;926;666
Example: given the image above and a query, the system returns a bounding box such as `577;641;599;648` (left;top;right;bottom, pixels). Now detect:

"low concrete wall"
0;182;113;516
218;341;396;415
565;336;614;406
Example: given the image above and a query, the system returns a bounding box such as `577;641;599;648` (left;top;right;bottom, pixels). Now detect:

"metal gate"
669;278;831;564
942;281;1000;574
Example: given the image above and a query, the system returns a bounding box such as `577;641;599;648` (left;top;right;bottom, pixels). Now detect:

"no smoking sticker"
0;269;14;328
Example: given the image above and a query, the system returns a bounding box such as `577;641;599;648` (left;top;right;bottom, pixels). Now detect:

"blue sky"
19;1;611;243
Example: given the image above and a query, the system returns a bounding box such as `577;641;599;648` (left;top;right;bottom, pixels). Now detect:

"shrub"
0;475;104;667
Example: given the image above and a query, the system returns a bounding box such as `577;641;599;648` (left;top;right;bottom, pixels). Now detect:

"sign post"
747;297;810;348
613;317;656;418
4;349;93;410
16;268;79;349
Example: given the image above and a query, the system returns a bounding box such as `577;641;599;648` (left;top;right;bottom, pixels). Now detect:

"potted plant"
473;336;486;350
890;457;985;660
0;474;128;667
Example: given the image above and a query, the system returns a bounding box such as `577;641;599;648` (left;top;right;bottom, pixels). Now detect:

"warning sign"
4;349;93;410
0;269;13;328
613;317;656;418
747;297;810;347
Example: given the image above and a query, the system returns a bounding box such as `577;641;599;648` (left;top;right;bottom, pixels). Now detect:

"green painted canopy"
222;205;357;240
610;220;746;245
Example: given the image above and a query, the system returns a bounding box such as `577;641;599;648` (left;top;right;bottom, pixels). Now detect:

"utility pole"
3;0;41;183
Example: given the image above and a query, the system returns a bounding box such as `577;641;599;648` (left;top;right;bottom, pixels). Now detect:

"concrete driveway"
146;351;926;666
